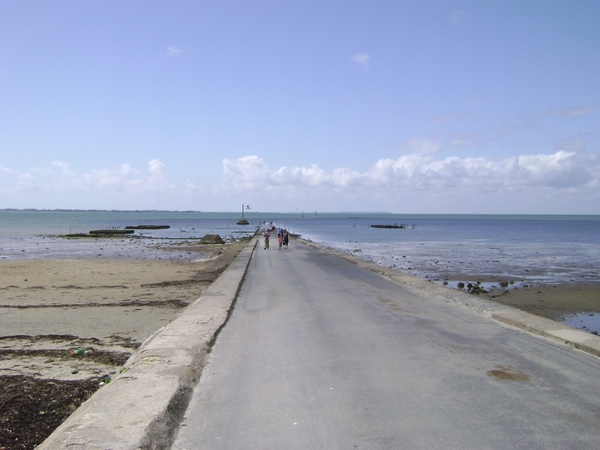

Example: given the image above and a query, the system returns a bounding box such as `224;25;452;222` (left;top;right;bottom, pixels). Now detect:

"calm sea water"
279;214;600;286
0;211;258;261
1;211;599;285
1;211;599;329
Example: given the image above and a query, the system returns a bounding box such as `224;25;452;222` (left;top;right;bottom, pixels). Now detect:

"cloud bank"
221;149;600;213
1;150;599;213
222;150;599;192
0;159;180;209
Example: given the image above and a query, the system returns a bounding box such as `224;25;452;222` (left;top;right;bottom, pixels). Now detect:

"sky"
1;0;599;214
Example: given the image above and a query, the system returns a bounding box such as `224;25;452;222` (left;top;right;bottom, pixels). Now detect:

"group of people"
262;222;289;250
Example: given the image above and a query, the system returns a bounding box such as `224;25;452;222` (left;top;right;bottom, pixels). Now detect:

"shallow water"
4;211;598;282
561;312;600;334
0;211;257;260
281;214;600;286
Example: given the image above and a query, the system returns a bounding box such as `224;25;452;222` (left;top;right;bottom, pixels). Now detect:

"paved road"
173;240;600;449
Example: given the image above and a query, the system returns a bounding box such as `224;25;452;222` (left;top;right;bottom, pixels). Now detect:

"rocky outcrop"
200;234;225;244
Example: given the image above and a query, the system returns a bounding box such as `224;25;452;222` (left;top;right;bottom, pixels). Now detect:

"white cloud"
221;155;270;190
450;10;465;26
0;160;173;196
50;161;69;169
401;137;443;155
167;46;184;56
351;53;370;69
221;150;600;197
1;152;598;213
182;180;207;196
546;106;597;117
148;159;166;176
15;172;36;190
81;165;139;188
222;156;365;192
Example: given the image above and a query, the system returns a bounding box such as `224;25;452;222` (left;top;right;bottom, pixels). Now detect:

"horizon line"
1;208;599;217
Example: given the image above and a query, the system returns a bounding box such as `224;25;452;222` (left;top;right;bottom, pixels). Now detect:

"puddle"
487;365;530;382
559;312;600;335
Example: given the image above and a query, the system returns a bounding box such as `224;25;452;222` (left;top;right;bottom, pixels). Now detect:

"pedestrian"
278;232;284;249
283;230;289;249
263;230;270;250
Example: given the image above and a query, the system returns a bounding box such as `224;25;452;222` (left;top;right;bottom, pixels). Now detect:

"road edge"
298;238;600;358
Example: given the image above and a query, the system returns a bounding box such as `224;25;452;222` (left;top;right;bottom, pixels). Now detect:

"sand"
0;239;249;381
429;272;600;326
484;282;600;323
0;237;251;449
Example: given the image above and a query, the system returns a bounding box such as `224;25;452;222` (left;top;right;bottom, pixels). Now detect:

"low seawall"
39;237;258;449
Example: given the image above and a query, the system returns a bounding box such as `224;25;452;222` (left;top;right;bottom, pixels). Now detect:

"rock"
89;229;134;235
125;225;170;229
200;234;225;244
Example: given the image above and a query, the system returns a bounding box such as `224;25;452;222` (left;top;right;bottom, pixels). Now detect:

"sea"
1;210;599;329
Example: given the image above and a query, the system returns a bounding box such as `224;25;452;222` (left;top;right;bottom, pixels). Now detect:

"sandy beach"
0;237;249;449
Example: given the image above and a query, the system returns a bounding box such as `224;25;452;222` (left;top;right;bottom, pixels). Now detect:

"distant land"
0;209;201;213
0;209;394;215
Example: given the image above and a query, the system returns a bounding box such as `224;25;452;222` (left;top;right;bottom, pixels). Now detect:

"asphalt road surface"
173;239;600;449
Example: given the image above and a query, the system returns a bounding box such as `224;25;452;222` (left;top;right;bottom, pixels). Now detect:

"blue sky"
1;0;599;213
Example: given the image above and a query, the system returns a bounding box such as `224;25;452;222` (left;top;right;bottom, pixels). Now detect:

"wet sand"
429;273;600;326
0;239;249;380
484;282;600;324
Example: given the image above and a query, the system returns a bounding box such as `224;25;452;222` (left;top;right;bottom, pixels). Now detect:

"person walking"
263;230;270;250
283;230;289;249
